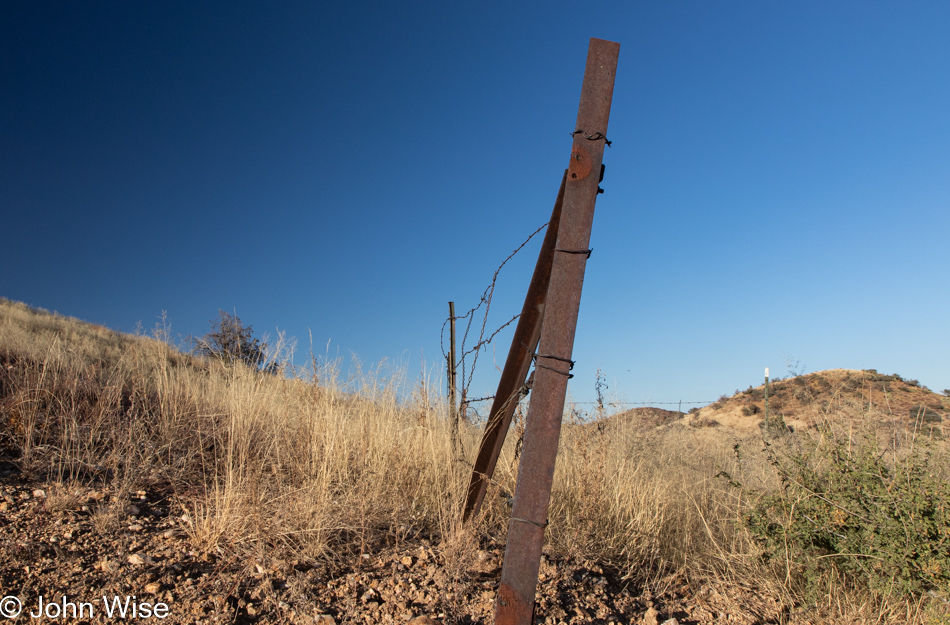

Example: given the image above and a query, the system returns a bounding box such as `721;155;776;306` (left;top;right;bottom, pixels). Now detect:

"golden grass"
1;297;948;623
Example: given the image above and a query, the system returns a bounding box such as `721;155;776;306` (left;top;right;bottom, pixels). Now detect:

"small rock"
33;489;46;498
408;617;438;625
313;616;336;625
127;553;153;566
145;582;162;594
643;607;660;625
0;502;8;512
401;555;414;567
126;504;141;516
661;619;680;625
162;529;185;539
361;589;379;603
128;524;144;532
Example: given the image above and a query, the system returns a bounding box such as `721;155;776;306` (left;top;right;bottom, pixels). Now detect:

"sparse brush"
737;421;950;615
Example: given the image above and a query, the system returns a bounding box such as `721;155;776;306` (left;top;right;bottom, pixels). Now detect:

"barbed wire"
572;400;715;406
461;395;496;405
438;218;718;417
441;220;549;409
457;398;715;407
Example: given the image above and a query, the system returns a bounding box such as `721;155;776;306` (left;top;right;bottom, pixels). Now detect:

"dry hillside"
1;298;948;624
682;369;949;435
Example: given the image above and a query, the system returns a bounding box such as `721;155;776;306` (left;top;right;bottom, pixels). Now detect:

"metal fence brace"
462;170;566;524
494;38;620;625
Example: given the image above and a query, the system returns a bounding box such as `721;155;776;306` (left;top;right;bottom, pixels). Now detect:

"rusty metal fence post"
495;38;619;625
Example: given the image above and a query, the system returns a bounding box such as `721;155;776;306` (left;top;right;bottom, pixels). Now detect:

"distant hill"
682;369;949;436
609;406;686;427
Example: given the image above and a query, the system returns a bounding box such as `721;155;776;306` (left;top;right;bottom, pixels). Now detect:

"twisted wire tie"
556;248;592;259
533;353;575;379
511;517;548;528
571;129;612;147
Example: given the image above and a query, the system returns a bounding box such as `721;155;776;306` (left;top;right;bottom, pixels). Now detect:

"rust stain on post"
494;583;532;625
494;37;619;625
568;144;592;181
462;171;566;523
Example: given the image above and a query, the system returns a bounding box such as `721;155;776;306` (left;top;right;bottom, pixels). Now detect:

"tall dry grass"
0;299;463;563
1;298;947;623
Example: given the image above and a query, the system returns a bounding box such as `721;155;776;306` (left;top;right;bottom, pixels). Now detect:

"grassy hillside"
0;297;461;561
1;297;948;623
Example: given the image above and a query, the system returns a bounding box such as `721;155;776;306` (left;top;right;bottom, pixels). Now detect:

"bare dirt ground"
0;466;787;625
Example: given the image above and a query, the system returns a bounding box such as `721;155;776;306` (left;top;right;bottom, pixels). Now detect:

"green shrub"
743;430;950;601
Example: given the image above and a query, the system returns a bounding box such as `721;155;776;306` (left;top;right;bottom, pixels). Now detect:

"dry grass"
0;299;464;562
1;297;948;623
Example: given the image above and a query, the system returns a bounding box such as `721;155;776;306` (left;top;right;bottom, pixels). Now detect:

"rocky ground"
0;463;788;625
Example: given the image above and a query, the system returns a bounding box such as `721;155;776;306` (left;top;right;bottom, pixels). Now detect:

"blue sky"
3;2;948;408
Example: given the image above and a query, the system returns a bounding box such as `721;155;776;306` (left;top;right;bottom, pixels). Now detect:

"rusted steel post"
494;38;619;625
448;301;458;443
462;170;567;523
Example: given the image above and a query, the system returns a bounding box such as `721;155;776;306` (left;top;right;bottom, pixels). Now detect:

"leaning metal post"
494;38;620;625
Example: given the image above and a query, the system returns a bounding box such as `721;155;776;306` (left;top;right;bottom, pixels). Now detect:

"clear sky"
3;2;948;410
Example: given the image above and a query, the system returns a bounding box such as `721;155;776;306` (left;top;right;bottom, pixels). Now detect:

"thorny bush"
736;428;950;602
